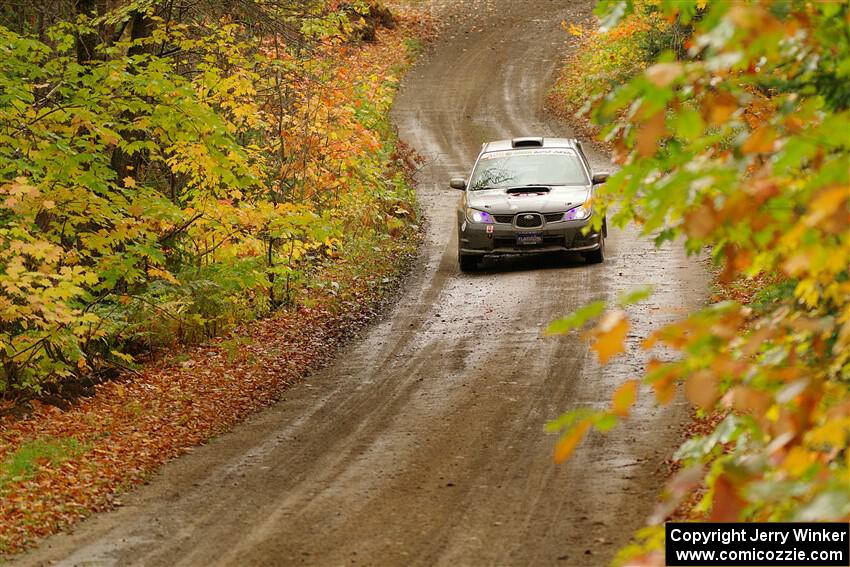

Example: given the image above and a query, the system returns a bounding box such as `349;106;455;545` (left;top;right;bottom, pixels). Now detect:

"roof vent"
511;137;544;148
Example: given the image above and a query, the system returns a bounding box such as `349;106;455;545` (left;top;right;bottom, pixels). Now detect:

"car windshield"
469;149;588;190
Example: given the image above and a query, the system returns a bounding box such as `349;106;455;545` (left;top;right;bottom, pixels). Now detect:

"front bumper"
458;214;602;256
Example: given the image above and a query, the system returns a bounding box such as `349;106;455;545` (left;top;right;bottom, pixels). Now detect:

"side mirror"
592;172;610;184
450;177;467;190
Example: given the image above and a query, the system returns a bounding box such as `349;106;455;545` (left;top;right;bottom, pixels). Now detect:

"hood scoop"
506;186;550;195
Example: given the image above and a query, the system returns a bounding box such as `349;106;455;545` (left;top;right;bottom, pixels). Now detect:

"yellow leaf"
123;176;137;188
612;379;638;417
804;185;848;229
591;310;630;364
554;419;591;463
147;267;180;285
806;418;850;448
782;446;816;477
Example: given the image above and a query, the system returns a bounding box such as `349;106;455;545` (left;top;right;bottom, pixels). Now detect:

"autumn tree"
0;0;414;395
548;1;849;564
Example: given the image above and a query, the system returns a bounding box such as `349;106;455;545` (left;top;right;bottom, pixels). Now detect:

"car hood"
465;185;590;214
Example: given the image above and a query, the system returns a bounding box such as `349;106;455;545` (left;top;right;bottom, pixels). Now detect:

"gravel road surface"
13;1;706;565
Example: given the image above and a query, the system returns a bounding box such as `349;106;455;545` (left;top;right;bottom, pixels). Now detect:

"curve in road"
12;1;707;566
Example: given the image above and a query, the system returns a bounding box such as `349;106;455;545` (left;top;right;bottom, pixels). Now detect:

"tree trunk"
110;9;154;186
74;0;99;63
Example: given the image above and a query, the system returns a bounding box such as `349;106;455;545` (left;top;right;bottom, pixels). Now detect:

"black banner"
666;522;850;566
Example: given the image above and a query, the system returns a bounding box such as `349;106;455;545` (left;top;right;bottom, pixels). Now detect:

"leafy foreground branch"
548;1;848;565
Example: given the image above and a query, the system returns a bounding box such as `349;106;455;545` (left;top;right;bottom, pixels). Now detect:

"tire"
582;234;605;264
459;254;479;272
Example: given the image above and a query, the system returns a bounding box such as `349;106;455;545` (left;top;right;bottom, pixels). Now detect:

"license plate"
517;232;543;245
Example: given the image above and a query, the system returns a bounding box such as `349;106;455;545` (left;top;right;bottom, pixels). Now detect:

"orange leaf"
684;370;719;409
710;474;745;521
636;111;667;158
741;126;777;154
683;201;718;239
652;373;677;405
554;420;591;464
702;90;738;125
612;379;638;417
591;311;630;364
730;385;771;416
642;331;660;350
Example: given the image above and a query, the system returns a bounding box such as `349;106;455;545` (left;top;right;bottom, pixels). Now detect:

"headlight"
466;208;494;223
565;203;592;221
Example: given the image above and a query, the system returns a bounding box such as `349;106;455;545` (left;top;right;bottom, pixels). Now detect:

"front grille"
515;214;543;228
494;213;563;224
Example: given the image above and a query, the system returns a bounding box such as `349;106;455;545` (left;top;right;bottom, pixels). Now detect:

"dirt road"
13;1;706;566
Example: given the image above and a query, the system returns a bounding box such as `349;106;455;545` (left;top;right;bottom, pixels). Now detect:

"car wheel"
582;234;605;264
459;254;479;272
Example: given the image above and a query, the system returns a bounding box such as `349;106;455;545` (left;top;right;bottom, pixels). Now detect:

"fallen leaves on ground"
0;14;431;556
0;242;417;554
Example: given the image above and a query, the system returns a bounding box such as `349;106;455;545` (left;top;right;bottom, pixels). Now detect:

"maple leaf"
611;379;638;417
702;91;738;125
684;370;718;410
554;419;591;464
741;126;777;154
651;373;677;405
710;475;745;522
636;111;666;158
590;310;629;364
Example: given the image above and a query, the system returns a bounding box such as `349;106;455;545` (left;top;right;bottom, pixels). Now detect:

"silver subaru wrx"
451;137;609;272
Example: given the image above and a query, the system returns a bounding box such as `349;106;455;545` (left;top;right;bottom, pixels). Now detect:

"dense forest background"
0;0;419;396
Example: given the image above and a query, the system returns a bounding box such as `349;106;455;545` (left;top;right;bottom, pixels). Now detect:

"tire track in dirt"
11;1;707;566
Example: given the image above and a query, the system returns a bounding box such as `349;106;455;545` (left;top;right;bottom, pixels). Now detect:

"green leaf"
546;300;607;335
617;285;654;307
